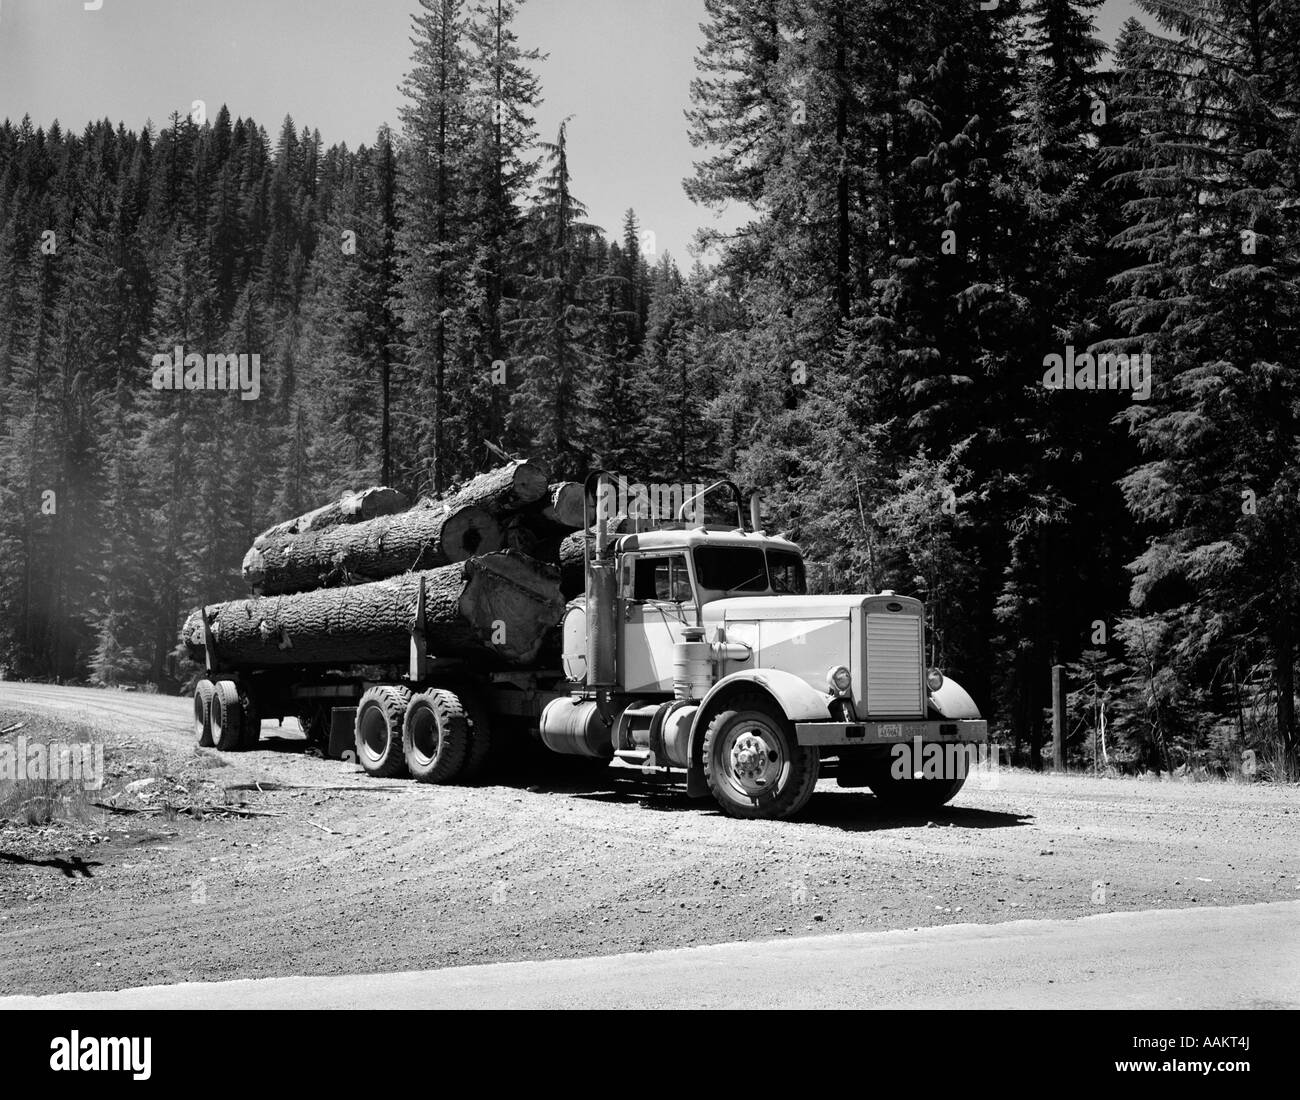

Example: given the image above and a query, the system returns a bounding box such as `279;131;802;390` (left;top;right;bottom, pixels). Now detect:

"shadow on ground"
232;730;1031;831
0;852;101;877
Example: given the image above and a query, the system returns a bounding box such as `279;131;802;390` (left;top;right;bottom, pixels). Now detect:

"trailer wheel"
460;691;495;780
866;768;967;813
701;693;819;820
355;686;411;778
194;680;215;748
210;680;245;752
403;690;470;783
299;703;330;747
239;688;261;751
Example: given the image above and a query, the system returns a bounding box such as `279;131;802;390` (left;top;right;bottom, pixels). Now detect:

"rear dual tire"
403;689;472;783
198;679;259;752
355;685;412;778
194;680;215;747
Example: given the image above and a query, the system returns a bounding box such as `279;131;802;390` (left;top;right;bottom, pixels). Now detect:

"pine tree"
1108;0;1300;769
509;120;602;479
396;0;474;494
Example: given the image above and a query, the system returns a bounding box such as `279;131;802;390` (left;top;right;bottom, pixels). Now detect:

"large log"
414;459;550;517
241;462;549;596
537;482;587;529
242;503;502;595
557;513;631;599
188;553;563;669
181;607;205;662
252;486;409;549
501;482;588;561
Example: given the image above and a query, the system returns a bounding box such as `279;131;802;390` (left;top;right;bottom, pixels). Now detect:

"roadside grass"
986;759;1297;786
0;709;105;826
1;708;232;832
977;737;1297;786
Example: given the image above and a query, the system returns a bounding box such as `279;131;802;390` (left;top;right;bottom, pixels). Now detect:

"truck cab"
616;527;805;693
544;485;988;820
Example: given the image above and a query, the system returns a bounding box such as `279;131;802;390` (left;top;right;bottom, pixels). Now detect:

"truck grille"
865;612;924;716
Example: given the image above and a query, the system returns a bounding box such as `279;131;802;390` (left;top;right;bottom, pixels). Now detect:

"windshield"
693;547;807;595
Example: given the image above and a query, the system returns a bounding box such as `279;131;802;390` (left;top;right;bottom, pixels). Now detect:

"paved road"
3;901;1296;1009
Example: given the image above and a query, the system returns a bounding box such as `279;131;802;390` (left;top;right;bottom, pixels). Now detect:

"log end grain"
460;552;566;666
434;504;505;563
242;545;266;587
545;482;588;529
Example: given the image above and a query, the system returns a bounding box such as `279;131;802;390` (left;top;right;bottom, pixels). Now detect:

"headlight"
827;666;852;695
926;668;945;692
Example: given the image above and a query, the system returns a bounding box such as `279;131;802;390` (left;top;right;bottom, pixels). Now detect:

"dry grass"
0;709;104;826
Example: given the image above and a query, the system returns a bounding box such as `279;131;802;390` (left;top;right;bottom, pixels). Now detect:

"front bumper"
794;718;988;747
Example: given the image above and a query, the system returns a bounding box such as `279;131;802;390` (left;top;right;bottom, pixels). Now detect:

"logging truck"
190;477;988;820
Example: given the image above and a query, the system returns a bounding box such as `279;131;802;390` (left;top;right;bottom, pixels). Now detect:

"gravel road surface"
1;683;1296;999
3;901;1295;1009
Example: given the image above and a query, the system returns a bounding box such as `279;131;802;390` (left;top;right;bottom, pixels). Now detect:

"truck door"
620;552;697;693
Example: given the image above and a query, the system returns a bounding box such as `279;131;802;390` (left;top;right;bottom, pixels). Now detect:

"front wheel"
867;767;967;813
701;693;819;820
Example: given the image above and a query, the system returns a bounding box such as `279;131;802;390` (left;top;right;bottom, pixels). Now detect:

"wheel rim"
408;705;440;766
359;706;390;760
211;698;225;742
720;718;789;799
193;691;206;739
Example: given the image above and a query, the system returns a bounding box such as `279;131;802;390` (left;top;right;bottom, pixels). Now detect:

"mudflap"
685;761;710;799
329;706;358;761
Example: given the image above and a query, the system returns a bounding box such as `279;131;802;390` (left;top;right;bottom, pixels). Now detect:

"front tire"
867;767;967;812
702;693;819;820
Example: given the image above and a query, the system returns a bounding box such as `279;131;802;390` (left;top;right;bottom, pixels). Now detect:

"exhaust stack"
585;472;618;689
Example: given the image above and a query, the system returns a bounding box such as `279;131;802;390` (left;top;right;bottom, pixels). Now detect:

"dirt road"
1;682;1297;998
6;901;1295;1009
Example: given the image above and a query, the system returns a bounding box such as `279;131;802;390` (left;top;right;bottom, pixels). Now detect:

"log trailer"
191;477;988;820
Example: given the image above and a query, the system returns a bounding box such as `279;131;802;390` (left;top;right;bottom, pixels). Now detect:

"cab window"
692;546;808;595
631;554;693;602
693;547;769;592
767;550;807;594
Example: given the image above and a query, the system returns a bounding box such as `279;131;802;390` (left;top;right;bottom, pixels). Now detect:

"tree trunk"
556;513;629;599
252;486;409;549
417;459;550;516
187;552;562;668
241;463;549;596
537;481;586;529
501;482;586;559
243;503;501;595
1275;602;1295;758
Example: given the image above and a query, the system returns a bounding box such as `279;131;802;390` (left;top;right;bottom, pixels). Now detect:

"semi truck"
190;476;989;820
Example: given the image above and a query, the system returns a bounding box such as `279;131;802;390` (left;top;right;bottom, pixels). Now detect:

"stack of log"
183;461;596;671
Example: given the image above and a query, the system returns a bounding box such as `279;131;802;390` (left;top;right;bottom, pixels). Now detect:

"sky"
0;0;1142;262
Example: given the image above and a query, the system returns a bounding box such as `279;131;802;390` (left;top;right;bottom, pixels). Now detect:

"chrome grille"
865;612;924;716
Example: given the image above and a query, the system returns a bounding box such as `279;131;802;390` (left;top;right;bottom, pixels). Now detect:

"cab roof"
615;526;801;554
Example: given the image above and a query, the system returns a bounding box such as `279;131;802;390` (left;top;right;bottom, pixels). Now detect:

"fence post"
1052;664;1066;771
